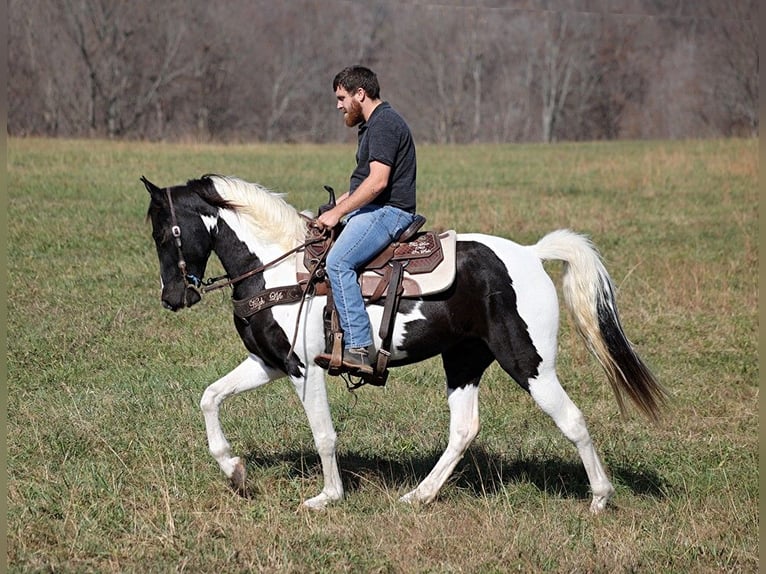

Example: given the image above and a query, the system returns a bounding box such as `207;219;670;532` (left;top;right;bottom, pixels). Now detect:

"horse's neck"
214;209;301;284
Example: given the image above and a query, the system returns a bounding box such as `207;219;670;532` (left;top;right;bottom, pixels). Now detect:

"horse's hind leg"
484;283;614;512
199;355;281;493
399;385;480;505
400;342;493;505
527;367;615;513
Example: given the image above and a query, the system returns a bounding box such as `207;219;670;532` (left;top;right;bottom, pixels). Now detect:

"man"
314;66;417;376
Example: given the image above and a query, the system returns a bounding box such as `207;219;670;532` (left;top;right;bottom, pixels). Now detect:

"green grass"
7;137;758;572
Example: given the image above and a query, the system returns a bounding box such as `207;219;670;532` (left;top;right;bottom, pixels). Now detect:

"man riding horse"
313;66;418;376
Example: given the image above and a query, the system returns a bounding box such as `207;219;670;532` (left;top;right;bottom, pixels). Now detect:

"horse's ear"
141;175;163;197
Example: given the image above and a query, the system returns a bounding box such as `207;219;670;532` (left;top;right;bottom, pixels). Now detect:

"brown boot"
315;344;376;375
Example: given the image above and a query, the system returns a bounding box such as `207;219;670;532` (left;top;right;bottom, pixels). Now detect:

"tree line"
8;0;758;143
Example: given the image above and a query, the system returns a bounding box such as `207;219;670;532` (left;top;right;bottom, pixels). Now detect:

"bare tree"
395;5;494;144
9;0;91;135
704;0;758;135
8;0;220;139
9;0;46;134
555;15;649;141
59;0;206;137
7;0;758;142
537;12;594;143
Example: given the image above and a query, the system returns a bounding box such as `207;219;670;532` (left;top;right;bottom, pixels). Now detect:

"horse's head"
143;176;215;311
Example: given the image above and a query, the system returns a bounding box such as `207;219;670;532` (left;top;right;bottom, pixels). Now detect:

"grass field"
7;137;758;572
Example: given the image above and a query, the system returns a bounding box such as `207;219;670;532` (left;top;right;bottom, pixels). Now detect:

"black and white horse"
143;174;665;513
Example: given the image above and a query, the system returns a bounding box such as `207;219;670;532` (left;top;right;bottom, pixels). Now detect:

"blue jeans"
326;205;416;349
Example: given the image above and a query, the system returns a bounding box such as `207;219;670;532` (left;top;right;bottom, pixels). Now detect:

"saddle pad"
361;230;456;297
297;230;457;298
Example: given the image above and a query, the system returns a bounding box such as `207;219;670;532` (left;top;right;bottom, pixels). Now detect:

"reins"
199;238;322;294
165;189;331;358
166;188;326;295
199;214;328;297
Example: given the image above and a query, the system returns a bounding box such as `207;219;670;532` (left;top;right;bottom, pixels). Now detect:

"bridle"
165;188;206;307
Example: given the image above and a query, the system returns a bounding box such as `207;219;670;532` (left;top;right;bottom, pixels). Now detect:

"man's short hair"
333;66;380;99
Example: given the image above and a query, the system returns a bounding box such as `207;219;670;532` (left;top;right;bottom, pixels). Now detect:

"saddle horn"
323;185;336;206
318;185;337;215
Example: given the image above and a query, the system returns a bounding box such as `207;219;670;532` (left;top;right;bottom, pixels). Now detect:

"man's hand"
316;207;343;230
314;160;391;230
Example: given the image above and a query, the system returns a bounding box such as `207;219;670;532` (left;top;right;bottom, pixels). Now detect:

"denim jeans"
326;204;416;349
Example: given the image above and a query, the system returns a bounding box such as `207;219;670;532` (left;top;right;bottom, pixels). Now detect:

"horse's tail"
532;229;667;421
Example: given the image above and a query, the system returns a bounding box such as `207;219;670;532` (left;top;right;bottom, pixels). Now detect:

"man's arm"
316;161;391;228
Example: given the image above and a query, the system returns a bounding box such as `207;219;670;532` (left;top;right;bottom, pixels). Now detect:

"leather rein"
165;187;328;311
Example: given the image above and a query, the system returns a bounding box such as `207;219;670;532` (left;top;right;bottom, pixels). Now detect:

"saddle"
298;214;457;387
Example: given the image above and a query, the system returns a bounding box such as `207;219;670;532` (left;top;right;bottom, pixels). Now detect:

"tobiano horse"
143;174;666;513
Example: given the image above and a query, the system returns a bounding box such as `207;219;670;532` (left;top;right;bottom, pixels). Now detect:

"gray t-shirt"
350;102;417;213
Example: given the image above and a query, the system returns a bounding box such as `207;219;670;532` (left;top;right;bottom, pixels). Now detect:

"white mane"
208;175;307;251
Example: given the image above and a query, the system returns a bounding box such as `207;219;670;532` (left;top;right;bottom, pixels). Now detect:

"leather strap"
378;261;404;342
369;265;392;303
327;288;344;369
369;260;405;385
232;284;305;318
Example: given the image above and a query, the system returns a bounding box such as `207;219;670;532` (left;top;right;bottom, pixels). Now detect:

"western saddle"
231;187;456;388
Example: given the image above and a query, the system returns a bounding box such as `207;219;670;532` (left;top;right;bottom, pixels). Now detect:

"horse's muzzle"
161;286;202;311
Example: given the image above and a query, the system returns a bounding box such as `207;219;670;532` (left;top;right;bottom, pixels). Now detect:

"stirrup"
341;368;389;391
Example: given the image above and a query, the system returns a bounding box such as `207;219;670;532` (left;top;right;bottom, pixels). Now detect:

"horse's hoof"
399;490;422;505
229;459;248;497
301;491;340;510
589;494;611;514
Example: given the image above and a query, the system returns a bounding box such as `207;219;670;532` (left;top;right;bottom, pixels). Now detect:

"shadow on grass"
239;443;668;502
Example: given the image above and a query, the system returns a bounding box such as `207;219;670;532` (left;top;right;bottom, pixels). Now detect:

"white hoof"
589;489;614;514
217;455;241;478
399;490;424;505
302;491;340;510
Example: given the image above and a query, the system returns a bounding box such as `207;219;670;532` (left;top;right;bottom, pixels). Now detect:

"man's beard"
344;99;364;127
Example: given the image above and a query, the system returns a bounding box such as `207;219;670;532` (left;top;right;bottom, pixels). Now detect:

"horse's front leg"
291;365;344;509
199;355;281;493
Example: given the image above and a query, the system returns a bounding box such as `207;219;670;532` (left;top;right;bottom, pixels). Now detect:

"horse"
142;173;666;513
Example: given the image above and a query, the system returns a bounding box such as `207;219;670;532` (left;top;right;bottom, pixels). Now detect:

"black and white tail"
533;229;668;421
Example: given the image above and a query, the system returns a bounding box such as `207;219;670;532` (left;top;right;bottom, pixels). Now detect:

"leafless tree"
59;0;194;137
536;12;605;143
395;5;494;144
7;0;758;142
553;15;649;141
9;0;221;139
703;0;759;135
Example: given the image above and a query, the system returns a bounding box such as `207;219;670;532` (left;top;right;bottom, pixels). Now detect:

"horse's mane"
203;175;307;251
